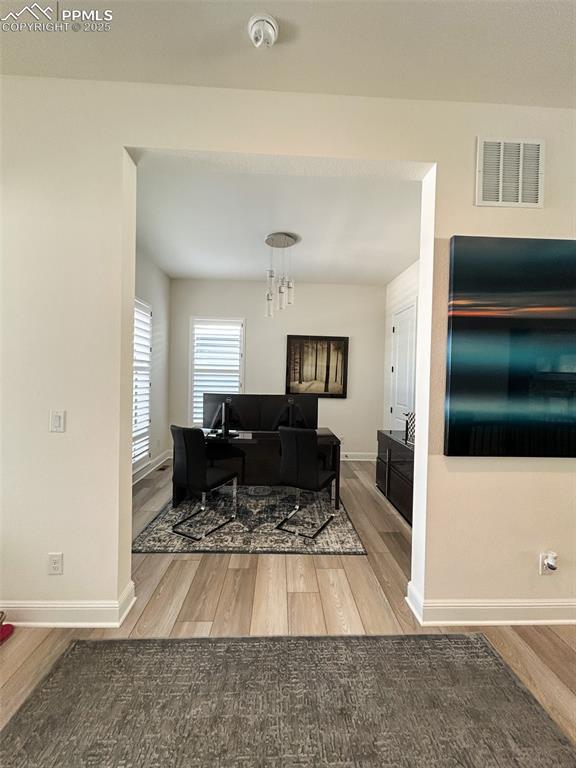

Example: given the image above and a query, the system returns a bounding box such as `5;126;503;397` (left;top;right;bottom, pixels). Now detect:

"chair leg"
291;487;301;516
281;487;301;523
232;477;238;517
275;487;299;532
275;487;334;539
172;478;238;542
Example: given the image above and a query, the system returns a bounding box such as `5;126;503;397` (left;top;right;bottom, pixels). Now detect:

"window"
132;299;152;468
190;318;245;425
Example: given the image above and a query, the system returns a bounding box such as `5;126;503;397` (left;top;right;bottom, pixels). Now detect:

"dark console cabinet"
376;430;414;525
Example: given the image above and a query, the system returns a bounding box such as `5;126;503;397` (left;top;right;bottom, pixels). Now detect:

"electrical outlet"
48;552;63;575
49;410;66;433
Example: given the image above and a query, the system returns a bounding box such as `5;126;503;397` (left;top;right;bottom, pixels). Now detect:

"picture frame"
444;236;576;457
285;335;349;398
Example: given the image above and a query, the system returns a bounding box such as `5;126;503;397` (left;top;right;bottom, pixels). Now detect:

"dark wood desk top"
204;427;340;444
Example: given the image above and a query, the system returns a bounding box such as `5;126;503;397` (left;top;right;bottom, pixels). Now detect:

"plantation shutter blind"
132;299;152;467
191;318;244;424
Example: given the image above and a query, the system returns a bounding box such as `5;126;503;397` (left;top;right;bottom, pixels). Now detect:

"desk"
204;428;341;509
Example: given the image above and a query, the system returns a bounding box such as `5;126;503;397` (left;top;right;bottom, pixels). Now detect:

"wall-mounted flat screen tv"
444;236;576;457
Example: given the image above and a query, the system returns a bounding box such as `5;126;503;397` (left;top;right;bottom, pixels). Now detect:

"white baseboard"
3;580;136;627
132;449;171;485
406;580;576;625
406;581;425;624
341;452;376;462
117;579;137;625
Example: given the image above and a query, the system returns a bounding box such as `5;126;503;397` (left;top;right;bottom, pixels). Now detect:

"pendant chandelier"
264;232;298;318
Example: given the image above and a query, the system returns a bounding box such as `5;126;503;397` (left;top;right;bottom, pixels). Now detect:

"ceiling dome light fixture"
248;14;279;49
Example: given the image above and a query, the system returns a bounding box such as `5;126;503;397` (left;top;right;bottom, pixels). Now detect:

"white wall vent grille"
476;138;544;207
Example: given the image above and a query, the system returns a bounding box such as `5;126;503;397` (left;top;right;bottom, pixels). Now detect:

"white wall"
382;261;419;429
170;280;386;458
135;252;171;471
1;75;574;625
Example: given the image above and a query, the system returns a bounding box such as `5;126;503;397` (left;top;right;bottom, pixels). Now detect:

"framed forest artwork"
286;335;349;398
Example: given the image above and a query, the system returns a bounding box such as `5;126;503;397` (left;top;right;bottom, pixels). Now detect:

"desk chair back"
171;426;207;492
278;427;321;491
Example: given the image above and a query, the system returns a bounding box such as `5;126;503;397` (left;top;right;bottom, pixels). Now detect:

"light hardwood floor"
1;460;575;741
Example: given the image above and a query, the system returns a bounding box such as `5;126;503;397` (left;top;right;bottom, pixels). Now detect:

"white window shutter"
191;319;244;425
132;299;152;467
476;137;544;207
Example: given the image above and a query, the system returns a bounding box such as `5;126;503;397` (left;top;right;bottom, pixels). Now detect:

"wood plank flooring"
131;464;172;537
1;460;574;743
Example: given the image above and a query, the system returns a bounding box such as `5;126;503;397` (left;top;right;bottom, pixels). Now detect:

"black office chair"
170;426;238;541
276;426;336;539
206;441;246;485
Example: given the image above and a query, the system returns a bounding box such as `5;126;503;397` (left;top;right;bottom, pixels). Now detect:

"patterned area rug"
2;636;574;767
132;486;366;555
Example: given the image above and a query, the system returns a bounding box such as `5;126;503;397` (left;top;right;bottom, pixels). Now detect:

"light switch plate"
49;410;66;433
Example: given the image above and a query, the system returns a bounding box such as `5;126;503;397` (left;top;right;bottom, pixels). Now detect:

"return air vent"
476;138;544;207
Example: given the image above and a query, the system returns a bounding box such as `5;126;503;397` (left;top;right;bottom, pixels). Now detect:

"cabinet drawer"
388;467;413;525
391;459;414;485
376;457;387;492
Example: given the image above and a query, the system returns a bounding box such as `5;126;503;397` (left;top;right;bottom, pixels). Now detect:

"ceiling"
136;151;423;284
1;1;574;108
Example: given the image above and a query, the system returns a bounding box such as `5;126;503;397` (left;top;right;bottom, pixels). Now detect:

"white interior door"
390;303;417;431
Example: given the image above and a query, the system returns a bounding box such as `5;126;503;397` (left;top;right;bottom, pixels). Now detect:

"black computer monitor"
203;393;318;431
259;395;318;430
203;394;261;431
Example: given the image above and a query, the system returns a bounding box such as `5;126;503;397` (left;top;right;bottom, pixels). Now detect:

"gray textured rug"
132;486;365;555
2;635;574;767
